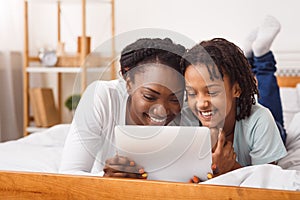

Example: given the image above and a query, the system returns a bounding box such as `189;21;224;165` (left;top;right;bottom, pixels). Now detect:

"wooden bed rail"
277;75;300;87
0;171;299;200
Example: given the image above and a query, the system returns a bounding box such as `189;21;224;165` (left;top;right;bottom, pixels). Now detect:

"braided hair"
181;38;258;120
120;38;186;81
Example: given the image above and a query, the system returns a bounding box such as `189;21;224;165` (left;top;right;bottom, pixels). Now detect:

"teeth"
201;111;213;116
150;116;166;123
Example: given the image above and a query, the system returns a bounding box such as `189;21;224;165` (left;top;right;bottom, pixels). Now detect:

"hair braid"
182;38;258;120
120;38;186;80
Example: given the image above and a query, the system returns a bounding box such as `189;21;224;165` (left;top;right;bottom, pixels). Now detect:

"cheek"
130;94;149;113
171;103;181;114
186;97;198;113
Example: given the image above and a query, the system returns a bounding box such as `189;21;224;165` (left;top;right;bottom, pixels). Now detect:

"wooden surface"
23;0;29;136
23;0;116;135
277;75;300;87
0;171;299;200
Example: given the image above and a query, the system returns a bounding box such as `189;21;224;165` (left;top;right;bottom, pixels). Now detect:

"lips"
197;110;216;121
144;113;168;125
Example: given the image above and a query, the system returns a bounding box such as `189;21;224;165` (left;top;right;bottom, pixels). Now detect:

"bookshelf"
23;0;116;135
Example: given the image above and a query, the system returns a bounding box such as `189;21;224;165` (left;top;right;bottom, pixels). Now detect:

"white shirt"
59;79;128;175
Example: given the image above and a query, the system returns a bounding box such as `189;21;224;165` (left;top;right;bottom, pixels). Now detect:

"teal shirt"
175;103;287;166
233;103;287;166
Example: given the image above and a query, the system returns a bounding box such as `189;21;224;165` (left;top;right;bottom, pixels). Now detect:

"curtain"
0;0;24;141
0;52;23;141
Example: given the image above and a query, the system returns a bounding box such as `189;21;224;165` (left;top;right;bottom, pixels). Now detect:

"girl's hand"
103;155;147;179
211;129;236;176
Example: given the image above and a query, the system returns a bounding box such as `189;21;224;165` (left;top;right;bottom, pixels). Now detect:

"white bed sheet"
0;124;69;173
0;107;300;190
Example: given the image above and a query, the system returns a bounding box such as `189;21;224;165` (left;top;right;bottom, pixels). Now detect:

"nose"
195;95;210;110
149;104;168;118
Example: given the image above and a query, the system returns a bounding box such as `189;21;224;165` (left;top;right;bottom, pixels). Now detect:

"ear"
125;76;133;94
232;82;241;98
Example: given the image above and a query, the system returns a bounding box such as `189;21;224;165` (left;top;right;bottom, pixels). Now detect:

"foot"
252;15;281;57
242;28;258;58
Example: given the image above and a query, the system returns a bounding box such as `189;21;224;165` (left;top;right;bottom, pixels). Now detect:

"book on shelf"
29;88;60;127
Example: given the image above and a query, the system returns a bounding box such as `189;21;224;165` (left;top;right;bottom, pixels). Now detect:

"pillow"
280;87;300;129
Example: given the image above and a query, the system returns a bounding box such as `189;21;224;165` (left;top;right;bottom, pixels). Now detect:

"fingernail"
142;173;148;178
207;173;213;179
192;176;200;183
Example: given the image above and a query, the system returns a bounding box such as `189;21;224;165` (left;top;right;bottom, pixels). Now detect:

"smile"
145;113;168;125
197;110;216;120
149;115;167;123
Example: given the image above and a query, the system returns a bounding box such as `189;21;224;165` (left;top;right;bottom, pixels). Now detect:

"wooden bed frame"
0;75;299;199
0;170;299;199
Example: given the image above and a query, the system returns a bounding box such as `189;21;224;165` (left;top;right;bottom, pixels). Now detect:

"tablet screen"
115;125;212;182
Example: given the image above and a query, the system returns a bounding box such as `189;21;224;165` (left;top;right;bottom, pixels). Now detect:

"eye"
208;91;220;97
169;98;179;103
143;94;156;101
185;88;196;97
186;91;196;97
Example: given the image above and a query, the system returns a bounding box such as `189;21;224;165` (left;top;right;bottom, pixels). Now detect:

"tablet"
115;125;212;182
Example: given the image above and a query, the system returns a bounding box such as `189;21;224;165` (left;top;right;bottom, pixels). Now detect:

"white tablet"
115;125;212;182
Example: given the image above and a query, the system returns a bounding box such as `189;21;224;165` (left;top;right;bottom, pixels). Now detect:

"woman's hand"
211;129;237;176
103;154;147;179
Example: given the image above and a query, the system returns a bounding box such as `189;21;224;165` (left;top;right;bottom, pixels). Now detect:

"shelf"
23;0;116;136
26;66;107;73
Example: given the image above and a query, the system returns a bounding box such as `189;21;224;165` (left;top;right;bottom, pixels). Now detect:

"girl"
182;37;287;177
59;38;186;177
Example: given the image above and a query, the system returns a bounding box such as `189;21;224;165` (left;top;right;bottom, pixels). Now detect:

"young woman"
182;37;287;177
59;38;186;177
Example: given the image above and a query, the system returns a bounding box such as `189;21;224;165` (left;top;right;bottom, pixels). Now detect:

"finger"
192;176;200;183
223;143;233;156
121;165;143;174
114;155;131;165
109;172;141;179
137;172;148;179
103;164;124;174
210;128;219;150
105;156;117;165
215;128;226;154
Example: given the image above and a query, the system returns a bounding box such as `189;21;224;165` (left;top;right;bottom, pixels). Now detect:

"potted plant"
64;94;81;114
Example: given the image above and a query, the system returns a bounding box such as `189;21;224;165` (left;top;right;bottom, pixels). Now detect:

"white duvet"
0;113;300;191
0;124;69;173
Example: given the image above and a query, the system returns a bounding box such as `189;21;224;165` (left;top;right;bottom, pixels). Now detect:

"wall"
1;0;300;126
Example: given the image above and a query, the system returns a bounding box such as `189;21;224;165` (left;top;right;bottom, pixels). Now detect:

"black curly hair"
181;38;259;120
120;38;186;81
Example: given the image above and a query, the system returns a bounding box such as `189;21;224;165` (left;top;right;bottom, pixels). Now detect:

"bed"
0;74;300;199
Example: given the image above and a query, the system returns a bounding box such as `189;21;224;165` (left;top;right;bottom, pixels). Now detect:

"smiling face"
184;64;241;131
126;64;185;126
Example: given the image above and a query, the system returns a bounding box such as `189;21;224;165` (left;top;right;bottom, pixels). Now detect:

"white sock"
242;28;258;58
252;15;281;57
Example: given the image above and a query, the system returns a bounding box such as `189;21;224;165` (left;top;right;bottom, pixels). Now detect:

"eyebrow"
143;87;184;96
143;87;160;95
186;84;222;89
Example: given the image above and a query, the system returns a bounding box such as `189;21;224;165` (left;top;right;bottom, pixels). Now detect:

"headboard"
277;67;300;87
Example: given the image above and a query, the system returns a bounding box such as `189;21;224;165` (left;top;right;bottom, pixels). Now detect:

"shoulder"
85;79;127;101
243;103;274;125
236;103;279;140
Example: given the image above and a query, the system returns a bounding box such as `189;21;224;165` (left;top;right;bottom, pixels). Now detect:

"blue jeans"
248;51;286;144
